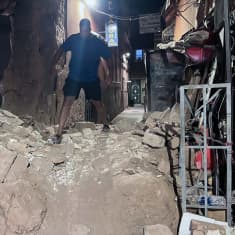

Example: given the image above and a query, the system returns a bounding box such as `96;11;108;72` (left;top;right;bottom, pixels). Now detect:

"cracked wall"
2;0;66;123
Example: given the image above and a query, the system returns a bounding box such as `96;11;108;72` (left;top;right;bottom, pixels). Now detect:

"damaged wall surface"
147;51;184;111
2;0;66;123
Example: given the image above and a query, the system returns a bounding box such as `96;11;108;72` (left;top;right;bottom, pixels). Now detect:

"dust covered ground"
0;108;180;235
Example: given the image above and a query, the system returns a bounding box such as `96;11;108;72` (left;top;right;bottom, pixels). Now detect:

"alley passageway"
0;0;234;234
0;108;179;235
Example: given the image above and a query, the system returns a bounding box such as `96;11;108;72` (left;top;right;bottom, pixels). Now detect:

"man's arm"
50;35;73;74
100;57;111;86
50;47;64;75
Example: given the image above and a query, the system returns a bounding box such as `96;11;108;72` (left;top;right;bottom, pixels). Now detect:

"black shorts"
63;78;101;101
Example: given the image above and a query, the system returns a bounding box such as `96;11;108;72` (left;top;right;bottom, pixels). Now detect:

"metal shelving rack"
180;83;232;225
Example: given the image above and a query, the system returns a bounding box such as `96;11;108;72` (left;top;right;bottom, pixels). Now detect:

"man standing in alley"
49;18;111;144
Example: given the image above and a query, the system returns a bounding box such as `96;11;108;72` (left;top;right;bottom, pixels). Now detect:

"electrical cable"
93;8;147;21
81;0;156;22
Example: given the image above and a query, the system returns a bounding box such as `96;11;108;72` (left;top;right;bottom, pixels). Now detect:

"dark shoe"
102;124;110;132
47;135;62;144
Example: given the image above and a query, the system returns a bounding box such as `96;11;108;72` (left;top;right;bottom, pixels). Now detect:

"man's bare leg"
57;96;75;136
91;100;108;125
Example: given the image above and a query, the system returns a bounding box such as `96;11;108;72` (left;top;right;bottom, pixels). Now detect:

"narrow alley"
0;0;235;235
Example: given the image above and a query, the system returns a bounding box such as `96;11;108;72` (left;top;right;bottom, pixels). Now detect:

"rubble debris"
157;157;171;175
145;111;163;128
69;224;91;235
0;109;179;234
7;138;28;154
51;156;67;166
144;224;174;235
5;156;28;183
169;103;180;124
143;131;165;148
74;121;96;131
82;128;94;137
145;106;180;129
149;127;166;137
113;118;137;133
0;180;47;234
135;121;147;131
168;136;180;149
132;129;145;137
0;145;17;183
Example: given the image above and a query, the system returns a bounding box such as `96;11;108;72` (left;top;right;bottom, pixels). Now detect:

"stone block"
75;121;96;131
5;156;29;182
0;181;47;234
132;130;145;137
170;137;180;149
158;157;170;175
169;103;180;124
144;224;174;235
143;131;165;148
7;139;27;154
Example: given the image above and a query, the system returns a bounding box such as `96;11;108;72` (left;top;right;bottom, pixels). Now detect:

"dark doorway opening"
0;15;11;107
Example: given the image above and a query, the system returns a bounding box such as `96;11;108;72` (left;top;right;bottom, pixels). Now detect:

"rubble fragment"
144;224;174;235
143;131;165;148
0;145;17;183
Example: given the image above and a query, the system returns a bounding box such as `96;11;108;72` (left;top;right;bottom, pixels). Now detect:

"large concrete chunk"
114;119;137;133
0;181;47;234
5;156;29;183
0;145;17;182
74;122;96;131
143;132;165;148
169;103;180;124
0;109;24;127
144;224;174;235
7;139;27;154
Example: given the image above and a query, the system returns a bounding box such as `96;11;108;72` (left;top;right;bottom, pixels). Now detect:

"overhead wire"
81;0;159;22
93;8;148;21
81;0;197;30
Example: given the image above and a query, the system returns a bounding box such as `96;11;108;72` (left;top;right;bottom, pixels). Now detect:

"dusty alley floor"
0;109;179;235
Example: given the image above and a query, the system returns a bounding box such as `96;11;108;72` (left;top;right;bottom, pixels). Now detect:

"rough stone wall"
102;40;130;121
2;0;66;123
147;51;184;111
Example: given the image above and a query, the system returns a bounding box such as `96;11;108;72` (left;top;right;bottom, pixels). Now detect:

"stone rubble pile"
0;108;179;235
132;104;181;150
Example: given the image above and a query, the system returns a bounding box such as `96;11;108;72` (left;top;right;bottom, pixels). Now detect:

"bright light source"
79;2;85;18
84;0;97;8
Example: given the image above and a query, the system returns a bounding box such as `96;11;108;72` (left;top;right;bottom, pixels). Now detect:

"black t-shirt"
61;33;111;82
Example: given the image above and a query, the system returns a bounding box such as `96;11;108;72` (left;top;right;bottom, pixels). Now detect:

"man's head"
80;18;91;38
